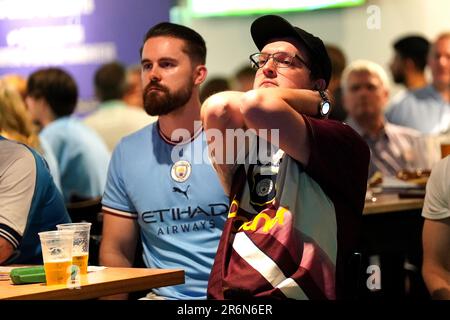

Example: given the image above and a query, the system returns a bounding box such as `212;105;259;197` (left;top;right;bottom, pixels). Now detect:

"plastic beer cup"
56;223;91;275
38;230;74;285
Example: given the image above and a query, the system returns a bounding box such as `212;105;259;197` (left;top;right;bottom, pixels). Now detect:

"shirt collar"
345;116;388;141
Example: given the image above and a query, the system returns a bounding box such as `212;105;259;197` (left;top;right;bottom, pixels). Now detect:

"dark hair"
393;35;430;71
27;68;78;117
326;44;347;78
140;22;206;65
94;61;126;101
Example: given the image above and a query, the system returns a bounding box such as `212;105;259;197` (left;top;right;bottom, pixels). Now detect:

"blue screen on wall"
0;0;171;99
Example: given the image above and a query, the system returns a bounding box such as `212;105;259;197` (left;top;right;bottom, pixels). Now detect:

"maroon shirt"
207;117;370;300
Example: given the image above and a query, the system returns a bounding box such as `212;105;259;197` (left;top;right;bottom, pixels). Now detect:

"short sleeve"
303;117;370;213
101;142;137;217
0;146;36;249
422;157;450;220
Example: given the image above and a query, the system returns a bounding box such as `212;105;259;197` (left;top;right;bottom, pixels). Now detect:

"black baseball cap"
251;15;332;87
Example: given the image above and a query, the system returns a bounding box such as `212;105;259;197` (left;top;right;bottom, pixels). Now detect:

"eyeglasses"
249;52;310;70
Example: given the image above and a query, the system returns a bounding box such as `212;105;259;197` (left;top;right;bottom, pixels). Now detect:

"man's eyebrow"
158;57;178;62
141;57;178;63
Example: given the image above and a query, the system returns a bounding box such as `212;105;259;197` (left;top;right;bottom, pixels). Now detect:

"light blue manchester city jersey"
102;123;229;300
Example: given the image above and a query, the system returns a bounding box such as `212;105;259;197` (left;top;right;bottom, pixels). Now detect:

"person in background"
84;62;156;152
200;76;231;103
0;134;70;265
389;35;429;91
326;44;347;121
99;22;229;300
342;59;430;178
123;64;145;108
386;32;450;134
25;68;110;204
203;14;369;300
232;64;256;92
0;82;61;191
422;155;450;299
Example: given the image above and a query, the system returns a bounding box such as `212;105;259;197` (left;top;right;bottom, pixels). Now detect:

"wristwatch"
317;90;331;119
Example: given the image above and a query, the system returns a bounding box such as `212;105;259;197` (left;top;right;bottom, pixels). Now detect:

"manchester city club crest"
256;178;274;197
171;160;192;182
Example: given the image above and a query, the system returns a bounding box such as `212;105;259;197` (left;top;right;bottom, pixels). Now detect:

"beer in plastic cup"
38;230;74;285
57;223;91;274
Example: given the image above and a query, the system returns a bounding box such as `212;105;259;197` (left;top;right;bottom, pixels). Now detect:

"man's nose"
262;58;277;78
147;67;161;82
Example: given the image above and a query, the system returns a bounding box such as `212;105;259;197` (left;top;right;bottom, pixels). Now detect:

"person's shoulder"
389;86;432;108
117;121;156;148
318;118;363;136
0;138;34;164
307;118;369;154
43;117;84;138
0;140;36;182
385;122;423;138
431;156;450;176
413;85;436;99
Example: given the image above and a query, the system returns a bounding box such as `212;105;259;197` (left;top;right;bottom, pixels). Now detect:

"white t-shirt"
422;156;450;220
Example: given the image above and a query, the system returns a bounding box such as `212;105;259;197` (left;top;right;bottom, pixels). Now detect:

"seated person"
386;33;450;134
342;59;430;178
84;62;155;152
0;136;70;265
123;64;144;109
389;35;429;91
0;81;61;191
203;15;369;300
422;156;450;299
25;68;110;203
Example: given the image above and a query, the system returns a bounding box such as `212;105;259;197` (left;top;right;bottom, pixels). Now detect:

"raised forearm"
202;91;247;193
241;88;322;119
202;91;246;132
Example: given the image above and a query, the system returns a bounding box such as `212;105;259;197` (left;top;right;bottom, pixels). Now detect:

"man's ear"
313;79;327;91
194;65;208;86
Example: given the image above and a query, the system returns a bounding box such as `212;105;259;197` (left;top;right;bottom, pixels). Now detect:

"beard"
143;79;194;116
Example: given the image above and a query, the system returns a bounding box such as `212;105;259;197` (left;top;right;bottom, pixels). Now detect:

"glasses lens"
273;52;293;68
255;53;269;68
250;52;295;69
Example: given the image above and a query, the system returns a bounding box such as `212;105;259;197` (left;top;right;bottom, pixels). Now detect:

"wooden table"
0;267;184;300
363;193;424;215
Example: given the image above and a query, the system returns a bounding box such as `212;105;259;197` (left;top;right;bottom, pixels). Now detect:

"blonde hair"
1;74;27;99
341;59;390;92
0;81;40;149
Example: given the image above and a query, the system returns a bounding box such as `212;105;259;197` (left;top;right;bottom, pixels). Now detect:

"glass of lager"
38;230;74;285
56;223;92;275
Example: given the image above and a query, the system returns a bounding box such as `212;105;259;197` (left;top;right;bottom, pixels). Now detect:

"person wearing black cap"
202;15;369;300
389;35;429;90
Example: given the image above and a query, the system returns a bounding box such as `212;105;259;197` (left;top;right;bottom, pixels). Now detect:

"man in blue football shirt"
99;22;229;300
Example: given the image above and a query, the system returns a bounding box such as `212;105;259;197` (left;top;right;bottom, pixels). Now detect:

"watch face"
321;101;331;116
